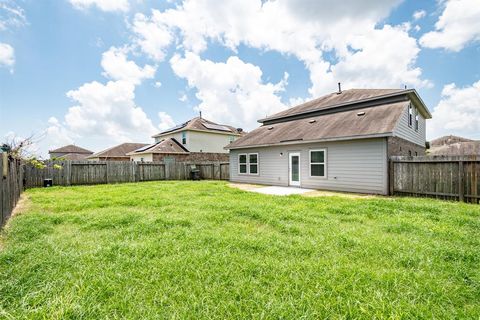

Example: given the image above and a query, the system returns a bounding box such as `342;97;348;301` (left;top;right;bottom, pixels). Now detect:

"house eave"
259;89;432;124
225;132;393;150
152;128;241;139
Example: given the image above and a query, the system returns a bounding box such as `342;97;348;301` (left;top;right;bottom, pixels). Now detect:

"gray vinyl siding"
230;138;388;194
393;103;426;147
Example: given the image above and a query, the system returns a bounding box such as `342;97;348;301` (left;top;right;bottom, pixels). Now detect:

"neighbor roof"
259;88;431;123
430;135;474;147
49;144;93;154
428;135;479;156
153;117;243;138
58;153;91;160
127;138;189;155
428;142;480;156
88;143;148;159
227;101;409;149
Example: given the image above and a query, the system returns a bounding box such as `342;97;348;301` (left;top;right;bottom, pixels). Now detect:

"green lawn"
0;181;479;319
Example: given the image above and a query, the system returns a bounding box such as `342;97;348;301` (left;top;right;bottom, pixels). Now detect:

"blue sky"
1;0;479;156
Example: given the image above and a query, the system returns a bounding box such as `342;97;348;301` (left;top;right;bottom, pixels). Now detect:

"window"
415;109;419;131
408;104;413;127
310;149;326;177
182;132;187;144
239;154;247;174
238;153;259;175
229;135;235;143
249;154;258;174
408;150;412;156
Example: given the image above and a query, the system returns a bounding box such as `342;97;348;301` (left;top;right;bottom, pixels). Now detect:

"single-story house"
129;116;244;162
226;88;432;195
48;145;93;160
428;135;480;156
87;143;148;161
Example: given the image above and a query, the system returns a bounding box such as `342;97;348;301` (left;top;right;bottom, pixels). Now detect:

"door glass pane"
291;156;299;181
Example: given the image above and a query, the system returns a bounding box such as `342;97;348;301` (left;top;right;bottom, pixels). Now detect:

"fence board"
391;156;479;204
1;157;24;228
23;160;230;188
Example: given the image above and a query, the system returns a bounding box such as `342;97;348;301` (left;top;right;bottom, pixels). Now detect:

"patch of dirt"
0;194;31;251
11;194;32;217
302;190;378;199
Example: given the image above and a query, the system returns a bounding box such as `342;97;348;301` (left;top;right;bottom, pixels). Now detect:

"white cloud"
69;0;129;12
0;0;27;31
101;46;156;85
0;43;14;71
131;11;173;61
310;24;432;96
178;93;187;102
420;0;480;51
64;80;156;142
154;81;162;88
135;0;428;98
429;80;480;139
170;52;288;129
45;49;158;150
412;10;426;20
158;112;175;131
45;117;75;148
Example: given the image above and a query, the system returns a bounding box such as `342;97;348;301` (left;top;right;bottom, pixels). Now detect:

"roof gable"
260;88;431;124
128;138;189;155
227;101;408;149
152;117;242;138
88;143;148;158
49;144;93;154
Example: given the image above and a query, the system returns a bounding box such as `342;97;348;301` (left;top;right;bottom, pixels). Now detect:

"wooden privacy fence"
390;156;479;203
24;161;230;188
1;155;24;228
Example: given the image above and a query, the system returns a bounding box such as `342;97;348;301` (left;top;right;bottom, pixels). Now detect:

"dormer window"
408;104;413;127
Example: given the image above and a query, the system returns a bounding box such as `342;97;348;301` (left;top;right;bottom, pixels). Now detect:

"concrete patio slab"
248;186;315;196
228;183;380;198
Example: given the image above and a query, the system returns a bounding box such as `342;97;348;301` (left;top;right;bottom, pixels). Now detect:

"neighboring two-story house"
128;116;244;162
226;88;431;195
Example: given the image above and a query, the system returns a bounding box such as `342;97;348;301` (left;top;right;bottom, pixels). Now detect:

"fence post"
389;159;394;196
458;161;464;202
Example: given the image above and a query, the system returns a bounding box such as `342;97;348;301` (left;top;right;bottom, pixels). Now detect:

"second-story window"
415;109;419;132
182;132;187;144
408;104;413;127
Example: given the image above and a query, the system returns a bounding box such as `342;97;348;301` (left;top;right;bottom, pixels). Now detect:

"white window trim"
248;153;259;176
238;152;259;175
415;108;419;132
408;104;413;128
309;149;327;178
181;131;187;145
238;153;248;175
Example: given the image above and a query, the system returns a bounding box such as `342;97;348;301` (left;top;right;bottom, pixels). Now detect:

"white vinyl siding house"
393;103;426;147
230;138;388;194
226;88;431;195
153;117;242;154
